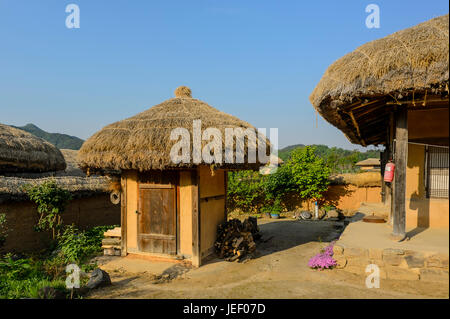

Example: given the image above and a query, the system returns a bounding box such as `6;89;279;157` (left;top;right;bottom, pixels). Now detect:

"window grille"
425;146;449;199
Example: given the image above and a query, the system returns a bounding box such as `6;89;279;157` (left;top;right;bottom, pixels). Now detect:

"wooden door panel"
138;186;176;255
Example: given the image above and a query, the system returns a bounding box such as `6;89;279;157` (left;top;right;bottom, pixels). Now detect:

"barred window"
425;146;449;199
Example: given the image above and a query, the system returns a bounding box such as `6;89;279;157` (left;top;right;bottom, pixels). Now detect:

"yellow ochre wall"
199;166;226;258
179;171;193;257
405;108;449;229
406;144;449;228
125;170;139;251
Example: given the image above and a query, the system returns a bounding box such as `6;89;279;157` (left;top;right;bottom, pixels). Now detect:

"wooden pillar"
120;174;128;256
392;107;408;237
191;170;201;267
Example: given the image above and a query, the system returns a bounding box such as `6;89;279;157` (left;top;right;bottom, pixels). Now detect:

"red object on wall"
384;162;395;182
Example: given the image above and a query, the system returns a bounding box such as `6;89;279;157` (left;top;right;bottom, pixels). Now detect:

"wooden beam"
392;107;408;238
348;111;366;146
191;170;201;267
120;174;128;256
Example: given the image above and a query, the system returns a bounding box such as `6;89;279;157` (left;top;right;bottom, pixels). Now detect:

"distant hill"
278;144;381;174
13;124;84;150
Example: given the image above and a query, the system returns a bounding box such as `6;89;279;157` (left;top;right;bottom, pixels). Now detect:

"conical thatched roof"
310;14;449;145
0;124;66;173
79;87;269;172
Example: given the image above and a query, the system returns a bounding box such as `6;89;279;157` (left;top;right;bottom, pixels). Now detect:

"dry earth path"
88;219;449;299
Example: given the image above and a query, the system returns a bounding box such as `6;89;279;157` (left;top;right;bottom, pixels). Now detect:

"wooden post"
191;170;201;267
120;174;128;256
392;107;408;238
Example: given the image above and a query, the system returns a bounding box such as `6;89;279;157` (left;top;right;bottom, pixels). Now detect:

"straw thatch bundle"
79;87;269;172
329;172;381;187
0;176;111;203
310;15;449;144
355;158;380;167
0;124;66;173
0;149;111;203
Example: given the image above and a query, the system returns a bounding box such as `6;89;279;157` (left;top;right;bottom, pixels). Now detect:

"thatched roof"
310;15;449;145
355;158;380;167
0;149;111;203
0;123;66;173
329;172;381;187
79;87;269;172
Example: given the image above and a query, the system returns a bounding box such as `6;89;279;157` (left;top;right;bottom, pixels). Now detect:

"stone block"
383;254;405;266
383;248;405;256
368;248;383;260
334;256;347;269
385;266;419;281
404;254;425;269
345;247;368;258
333;245;344;256
426;254;449;269
344;265;366;275
346;257;371;268
420;268;449;282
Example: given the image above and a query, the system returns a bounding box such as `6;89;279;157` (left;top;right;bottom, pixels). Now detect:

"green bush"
227;171;266;212
57;225;116;264
24;180;72;240
0;224;116;299
227;146;331;213
286;146;331;202
0;213;8;248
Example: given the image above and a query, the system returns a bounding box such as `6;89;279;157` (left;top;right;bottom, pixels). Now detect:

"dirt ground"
87;218;449;299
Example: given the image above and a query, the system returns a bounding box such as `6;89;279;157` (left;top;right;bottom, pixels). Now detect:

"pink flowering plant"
308;241;337;270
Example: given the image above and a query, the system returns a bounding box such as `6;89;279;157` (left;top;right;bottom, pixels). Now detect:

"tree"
24;180;72;240
286;146;331;203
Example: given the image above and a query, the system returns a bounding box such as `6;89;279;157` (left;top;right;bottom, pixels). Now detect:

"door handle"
135;210;140;214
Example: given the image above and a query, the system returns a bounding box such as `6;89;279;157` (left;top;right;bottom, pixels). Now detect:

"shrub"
57;225;116;264
286;146;331;202
0;213;8;248
24;180;72;240
227;171;266;213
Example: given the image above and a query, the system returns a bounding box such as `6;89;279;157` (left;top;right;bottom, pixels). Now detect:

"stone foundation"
333;244;449;282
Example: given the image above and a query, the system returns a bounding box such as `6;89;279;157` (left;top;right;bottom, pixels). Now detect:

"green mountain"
278;144;380;174
14;124;84;150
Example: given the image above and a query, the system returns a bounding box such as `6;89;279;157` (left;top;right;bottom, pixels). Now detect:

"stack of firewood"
102;227;121;256
215;217;261;262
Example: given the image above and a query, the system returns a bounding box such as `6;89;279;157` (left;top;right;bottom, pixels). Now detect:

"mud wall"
0;194;120;253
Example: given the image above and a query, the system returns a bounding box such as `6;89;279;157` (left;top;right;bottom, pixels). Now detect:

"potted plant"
260;206;272;219
269;199;283;219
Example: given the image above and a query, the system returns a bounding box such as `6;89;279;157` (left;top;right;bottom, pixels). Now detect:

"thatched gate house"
78;87;268;266
310;15;449;237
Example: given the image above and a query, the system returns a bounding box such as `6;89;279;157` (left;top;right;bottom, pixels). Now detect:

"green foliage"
0;213;8;248
263;164;296;201
0;253;68;299
24;180;72;240
227;171;266;212
228;146;331;212
261;198;283;215
286;146;331;201
0;224;116;299
57;225;116;264
278;144;380;174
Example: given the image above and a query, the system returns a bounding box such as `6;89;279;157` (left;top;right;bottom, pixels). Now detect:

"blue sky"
0;0;448;150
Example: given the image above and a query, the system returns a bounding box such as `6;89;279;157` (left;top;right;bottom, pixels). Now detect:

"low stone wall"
0;194;121;253
333;244;449;282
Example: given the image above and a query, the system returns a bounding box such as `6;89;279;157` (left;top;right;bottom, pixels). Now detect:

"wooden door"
138;185;176;254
